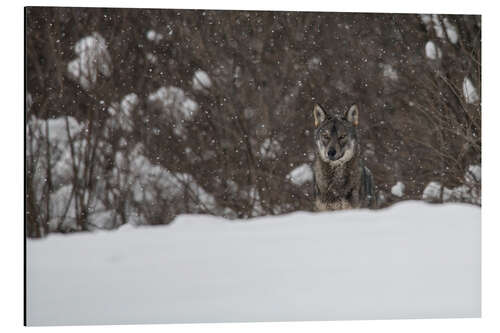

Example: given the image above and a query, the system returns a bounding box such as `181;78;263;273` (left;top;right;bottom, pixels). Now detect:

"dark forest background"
25;7;481;238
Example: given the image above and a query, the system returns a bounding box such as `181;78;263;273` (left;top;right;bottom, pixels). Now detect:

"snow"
391;181;405;197
120;93;139;114
107;93;139;132
52;137;90;185
26;93;33;112
463;77;479;104
425;41;441;60
443;18;459;44
146;30;163;43
193;69;212;90
422;165;481;205
148;86;198;119
466;164;481;183
28;116;83;144
146;52;158;63
422;181;442;200
127;144;216;213
423;182;466;203
260;138;281;159
421;15;458;44
377;190;387;205
431;14;445;38
382;64;398;80
27;202;480;325
48;185;110;232
48;184;76;230
307;57;321;70
26;115;87;191
148;86;198;137
420;14;432;26
27;110;217;231
67;32;111;89
287;164;313;186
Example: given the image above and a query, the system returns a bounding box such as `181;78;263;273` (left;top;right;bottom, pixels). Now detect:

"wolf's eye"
338;135;346;140
322;133;329;140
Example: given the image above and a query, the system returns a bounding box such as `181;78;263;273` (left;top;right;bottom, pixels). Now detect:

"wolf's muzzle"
328;148;337;160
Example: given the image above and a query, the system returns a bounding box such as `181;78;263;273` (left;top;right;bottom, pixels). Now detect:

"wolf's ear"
313;104;328;128
346;104;359;127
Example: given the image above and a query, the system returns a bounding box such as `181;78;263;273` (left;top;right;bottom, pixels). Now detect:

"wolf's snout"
328;148;336;159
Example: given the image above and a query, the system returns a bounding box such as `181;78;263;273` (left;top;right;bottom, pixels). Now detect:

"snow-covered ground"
26;201;480;326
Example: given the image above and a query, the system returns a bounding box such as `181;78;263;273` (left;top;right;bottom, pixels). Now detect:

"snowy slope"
26;201;480;326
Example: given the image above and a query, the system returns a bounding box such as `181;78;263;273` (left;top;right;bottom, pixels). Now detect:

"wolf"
312;103;376;211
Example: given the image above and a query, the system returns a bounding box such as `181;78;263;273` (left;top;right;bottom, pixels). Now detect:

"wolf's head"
313;103;360;166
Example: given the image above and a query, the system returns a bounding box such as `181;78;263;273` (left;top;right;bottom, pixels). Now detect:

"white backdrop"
3;0;499;332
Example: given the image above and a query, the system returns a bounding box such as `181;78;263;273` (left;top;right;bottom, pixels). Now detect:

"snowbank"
463;77;479;104
425;41;442;60
287;164;313;186
27;201;480;326
422;165;481;205
148;86;198;138
67;32;111;89
192;70;212;90
391;181;405;197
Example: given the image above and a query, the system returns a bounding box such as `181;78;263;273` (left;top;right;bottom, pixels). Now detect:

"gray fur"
312;104;376;211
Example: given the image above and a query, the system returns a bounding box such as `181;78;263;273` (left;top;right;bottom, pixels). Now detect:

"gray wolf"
312;103;376;211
